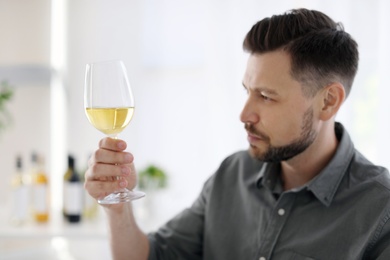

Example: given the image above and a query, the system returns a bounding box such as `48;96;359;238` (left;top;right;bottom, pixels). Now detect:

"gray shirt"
148;123;390;260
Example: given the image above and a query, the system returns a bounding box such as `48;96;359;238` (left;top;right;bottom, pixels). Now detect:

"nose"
240;97;259;124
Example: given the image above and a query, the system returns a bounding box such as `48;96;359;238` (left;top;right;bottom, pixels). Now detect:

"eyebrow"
242;82;280;96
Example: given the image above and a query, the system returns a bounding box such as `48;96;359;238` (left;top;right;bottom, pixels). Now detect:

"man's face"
240;51;318;162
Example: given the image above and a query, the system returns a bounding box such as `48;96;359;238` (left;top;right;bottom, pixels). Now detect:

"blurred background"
0;0;389;259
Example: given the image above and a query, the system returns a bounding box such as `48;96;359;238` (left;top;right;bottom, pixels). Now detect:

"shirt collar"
256;122;355;207
306;122;355;206
257;162;282;197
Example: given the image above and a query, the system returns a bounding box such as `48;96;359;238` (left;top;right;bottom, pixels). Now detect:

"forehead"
243;51;303;95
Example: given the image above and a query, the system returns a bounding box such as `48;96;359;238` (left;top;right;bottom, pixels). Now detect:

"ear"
318;83;345;121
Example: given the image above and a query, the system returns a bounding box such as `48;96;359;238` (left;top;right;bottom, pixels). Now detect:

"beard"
245;107;317;162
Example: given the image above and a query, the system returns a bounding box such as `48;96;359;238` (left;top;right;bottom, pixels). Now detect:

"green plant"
0;81;14;134
138;164;168;190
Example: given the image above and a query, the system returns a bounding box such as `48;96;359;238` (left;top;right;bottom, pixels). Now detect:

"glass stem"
108;134;119;139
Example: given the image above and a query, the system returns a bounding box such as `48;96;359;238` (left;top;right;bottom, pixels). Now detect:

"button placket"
257;193;296;259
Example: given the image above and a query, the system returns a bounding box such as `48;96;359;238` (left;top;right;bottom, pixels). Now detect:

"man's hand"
84;137;137;201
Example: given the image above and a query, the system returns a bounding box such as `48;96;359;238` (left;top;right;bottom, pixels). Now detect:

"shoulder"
192;150;262;209
349;149;390;191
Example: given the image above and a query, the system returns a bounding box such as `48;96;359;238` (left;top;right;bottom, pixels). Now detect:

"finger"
125;163;138;190
91;148;134;166
84;177;129;200
86;162;132;179
84;166;138;200
98;137;127;152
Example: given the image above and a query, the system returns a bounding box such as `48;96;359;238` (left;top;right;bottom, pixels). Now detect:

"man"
85;8;390;260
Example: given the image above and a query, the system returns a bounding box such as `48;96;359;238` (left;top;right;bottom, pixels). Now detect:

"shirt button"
259;257;266;260
278;208;285;216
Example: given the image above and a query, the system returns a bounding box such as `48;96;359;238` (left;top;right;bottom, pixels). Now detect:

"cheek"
264;111;303;145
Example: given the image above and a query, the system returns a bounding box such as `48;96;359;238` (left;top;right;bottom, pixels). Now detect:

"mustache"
244;123;270;142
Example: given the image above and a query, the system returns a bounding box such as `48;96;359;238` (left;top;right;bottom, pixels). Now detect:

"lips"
247;132;264;143
244;123;269;144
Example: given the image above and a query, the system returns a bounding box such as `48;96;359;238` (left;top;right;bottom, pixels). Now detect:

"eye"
257;91;273;102
261;94;272;101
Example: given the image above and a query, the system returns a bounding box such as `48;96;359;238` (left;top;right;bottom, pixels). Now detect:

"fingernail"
119;181;127;187
117;141;126;150
121;166;129;175
124;153;132;162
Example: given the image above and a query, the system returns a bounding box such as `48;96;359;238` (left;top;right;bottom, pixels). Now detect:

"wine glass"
84;60;145;204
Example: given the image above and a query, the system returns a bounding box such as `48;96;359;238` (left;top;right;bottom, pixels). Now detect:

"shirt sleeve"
370;223;390;260
365;202;390;259
376;247;390;260
147;175;214;260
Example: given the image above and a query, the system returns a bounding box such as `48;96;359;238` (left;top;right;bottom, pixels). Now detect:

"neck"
280;122;338;191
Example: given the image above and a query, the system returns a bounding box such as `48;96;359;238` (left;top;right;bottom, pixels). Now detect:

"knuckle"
86;179;139;200
84;181;98;199
94;149;105;161
98;138;107;148
90;163;99;174
86;164;99;179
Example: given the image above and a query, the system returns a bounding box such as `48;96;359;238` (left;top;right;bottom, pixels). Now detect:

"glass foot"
98;189;145;205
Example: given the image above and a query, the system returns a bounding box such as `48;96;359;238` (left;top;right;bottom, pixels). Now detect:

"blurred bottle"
63;155;83;223
10;155;29;225
80;154;99;220
63;155;72;219
31;152;49;223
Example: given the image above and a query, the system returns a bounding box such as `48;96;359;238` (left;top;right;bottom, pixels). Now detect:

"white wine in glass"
84;60;145;204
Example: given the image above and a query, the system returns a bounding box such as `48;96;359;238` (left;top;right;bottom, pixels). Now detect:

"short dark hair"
243;8;359;98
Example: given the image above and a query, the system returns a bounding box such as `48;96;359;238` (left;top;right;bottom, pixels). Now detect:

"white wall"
0;0;51;211
0;0;51;65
